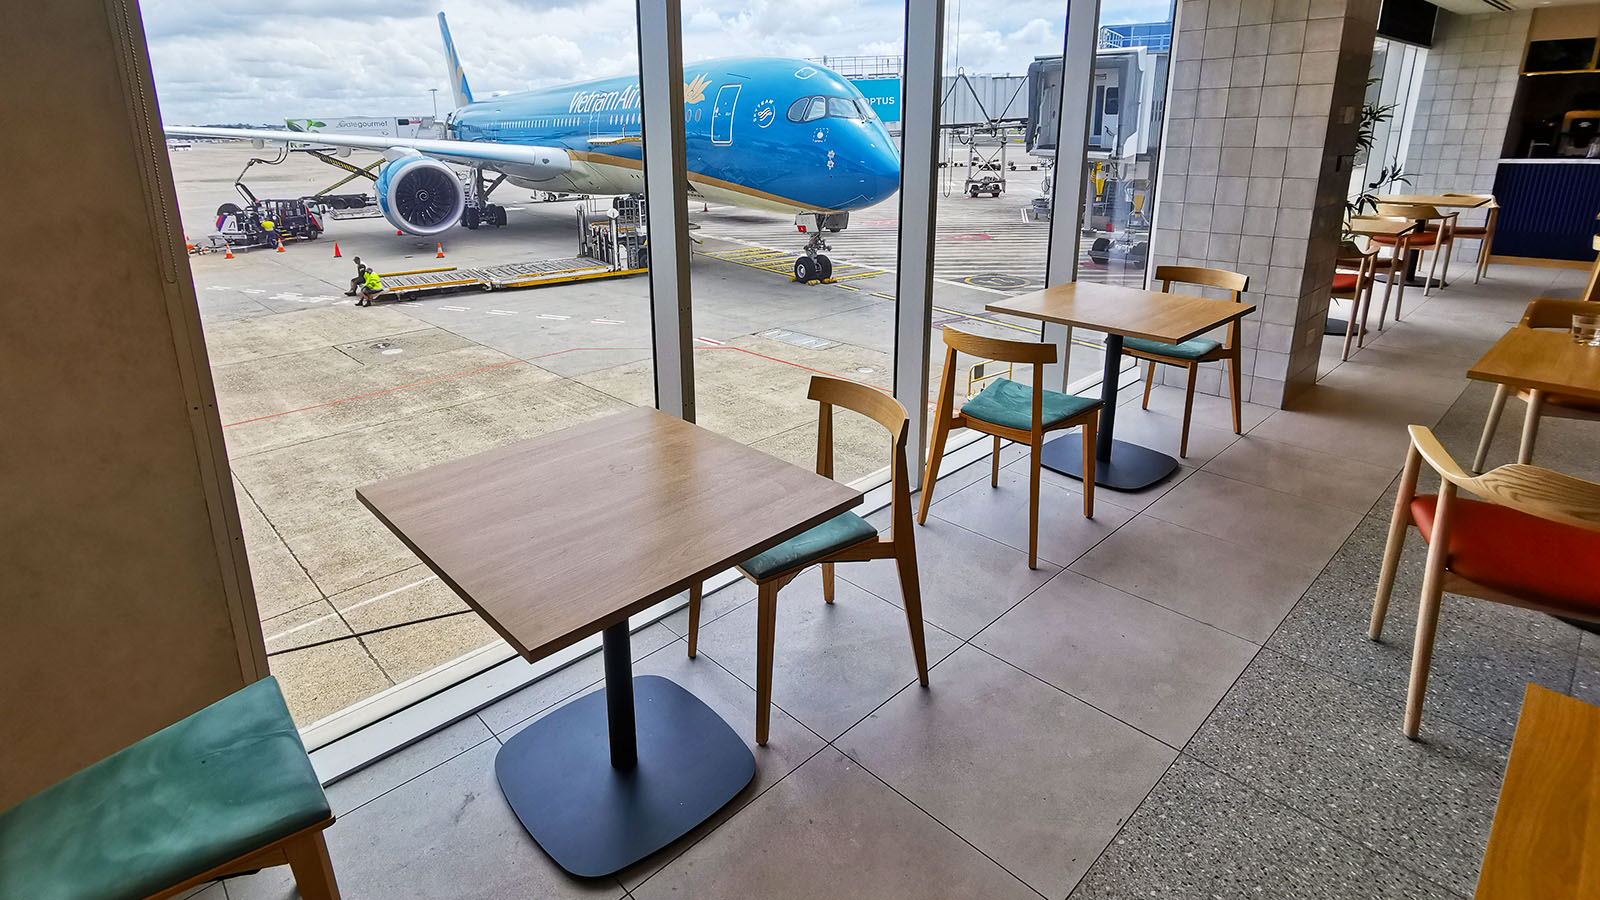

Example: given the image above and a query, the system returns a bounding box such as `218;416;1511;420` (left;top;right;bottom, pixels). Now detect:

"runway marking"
591;318;624;325
696;336;724;345
487;309;517;316
696;246;888;281
241;289;266;294
538;313;570;320
439;305;470;311
264;575;440;643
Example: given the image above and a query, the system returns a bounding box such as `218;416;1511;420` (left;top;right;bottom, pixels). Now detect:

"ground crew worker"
356;269;384;307
345;256;370;296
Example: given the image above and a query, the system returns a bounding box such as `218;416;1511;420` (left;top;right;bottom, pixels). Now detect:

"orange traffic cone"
436;243;446;258
276;238;286;253
332;242;342;258
224;243;234;259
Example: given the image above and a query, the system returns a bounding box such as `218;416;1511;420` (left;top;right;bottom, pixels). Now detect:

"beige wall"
1;1;266;808
1405;10;1531;195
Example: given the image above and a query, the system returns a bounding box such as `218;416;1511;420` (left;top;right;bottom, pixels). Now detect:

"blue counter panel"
1491;162;1600;262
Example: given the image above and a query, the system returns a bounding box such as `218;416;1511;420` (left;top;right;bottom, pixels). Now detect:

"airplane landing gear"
793;212;847;284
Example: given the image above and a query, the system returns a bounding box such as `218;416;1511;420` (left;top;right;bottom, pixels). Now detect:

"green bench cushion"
1123;336;1222;360
960;377;1100;432
741;511;878;580
0;676;330;900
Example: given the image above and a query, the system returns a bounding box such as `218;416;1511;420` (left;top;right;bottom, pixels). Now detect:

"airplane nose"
863;139;901;204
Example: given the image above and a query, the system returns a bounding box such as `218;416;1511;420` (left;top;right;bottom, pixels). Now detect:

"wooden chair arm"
1407;425;1600;532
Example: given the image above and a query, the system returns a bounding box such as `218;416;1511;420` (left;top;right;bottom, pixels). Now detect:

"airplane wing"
163;125;572;182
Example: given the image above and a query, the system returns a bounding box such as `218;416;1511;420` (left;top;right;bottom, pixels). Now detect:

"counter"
1491;159;1600;263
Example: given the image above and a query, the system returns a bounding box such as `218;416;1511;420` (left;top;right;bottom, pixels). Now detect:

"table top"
1347;216;1419;237
357;408;861;661
1473;684;1600;899
1375;193;1492;209
1467;325;1600;402
986;281;1254;344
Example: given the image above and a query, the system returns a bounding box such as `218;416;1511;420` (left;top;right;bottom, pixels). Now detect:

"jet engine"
375;154;465;236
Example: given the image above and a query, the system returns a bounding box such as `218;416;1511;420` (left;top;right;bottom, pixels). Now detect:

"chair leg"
1081;416;1096;519
893;541;930;686
1026;439;1042;568
1340;297;1359;361
1357;279;1374;348
1372;447;1421;640
991;434;1001;487
1393;251;1410;321
1518;390;1544;465
686;581;702;658
1440;240;1455;286
1423;246;1439;297
917;414;953;525
1179;363;1198;458
754;581;779;745
1404;535;1450;740
1472;383;1509;473
1225;353;1242;434
1476;237;1490;283
284;830;341;900
1142;359;1156;409
822;563;835;604
1376;264;1397;330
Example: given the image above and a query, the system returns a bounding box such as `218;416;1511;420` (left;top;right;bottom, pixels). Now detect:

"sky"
143;0;1171;124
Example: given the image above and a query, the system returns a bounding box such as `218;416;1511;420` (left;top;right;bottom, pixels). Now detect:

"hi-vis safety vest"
363;271;383;290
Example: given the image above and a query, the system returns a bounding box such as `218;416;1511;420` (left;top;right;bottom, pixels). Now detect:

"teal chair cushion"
0;676;330;900
1123;336;1222;360
742;512;878;580
960;377;1100;432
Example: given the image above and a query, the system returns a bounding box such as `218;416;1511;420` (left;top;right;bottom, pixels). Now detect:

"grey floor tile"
1010;450;1198;514
1186;651;1507;897
477;623;677;735
1200;434;1399;514
1248;386;1450;467
1099;403;1241;465
1068;756;1459;900
974;571;1259;746
1575;633;1600;707
838;645;1175;897
325;715;494;816
928;467;1138;568
693;568;962;741
224;742;622;900
1070;515;1321;643
847;509;1059;639
1144;470;1363;569
631;748;1040;900
915;435;1030;510
1130;382;1276;433
616;639;827;890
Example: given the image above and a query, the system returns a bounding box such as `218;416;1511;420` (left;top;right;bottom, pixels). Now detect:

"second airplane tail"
438;11;475;110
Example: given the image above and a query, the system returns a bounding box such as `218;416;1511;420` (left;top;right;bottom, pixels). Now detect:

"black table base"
495;624;754;877
1042;333;1180;491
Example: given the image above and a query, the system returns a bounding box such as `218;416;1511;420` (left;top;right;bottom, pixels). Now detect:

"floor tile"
224;742;623;900
1144;470;1363;568
1099;403;1241;466
1200;434;1398;514
476;623;677;735
661;582;754;640
631;749;1040;900
1070;516;1320;643
1069;756;1458;900
617;641;828;890
324;715;494;817
974;571;1259;745
1186;651;1508;897
1248;385;1450;467
838;646;1175;896
1009;449;1198;513
693;569;962;741
1575;633;1600;707
846;510;1059;640
929;467;1138;568
1131;382;1276;433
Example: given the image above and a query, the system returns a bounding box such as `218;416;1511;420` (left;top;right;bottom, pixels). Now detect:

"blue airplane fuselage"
446;58;901;215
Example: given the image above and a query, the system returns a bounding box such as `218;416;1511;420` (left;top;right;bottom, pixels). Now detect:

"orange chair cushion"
1331;272;1360;292
1409;495;1600;615
1374;233;1442;248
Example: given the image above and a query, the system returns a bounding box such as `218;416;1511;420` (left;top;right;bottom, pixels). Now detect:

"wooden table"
1376;193;1492;209
1474;684;1600;898
1347;215;1420;238
357;407;860;876
1467;324;1600;403
986;281;1254;489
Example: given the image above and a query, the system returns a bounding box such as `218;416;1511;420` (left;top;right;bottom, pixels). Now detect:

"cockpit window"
827;97;862;119
805;97;827;121
856;99;875;120
788;95;868;123
786;97;812;123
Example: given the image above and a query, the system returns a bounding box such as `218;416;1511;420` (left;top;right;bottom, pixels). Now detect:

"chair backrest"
1153;265;1249;301
1375;202;1442;220
939;325;1056;364
1521;297;1599;330
807;375;913;537
1586;232;1600;302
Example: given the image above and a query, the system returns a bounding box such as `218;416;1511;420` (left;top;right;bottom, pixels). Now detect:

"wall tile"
1264;53;1302;85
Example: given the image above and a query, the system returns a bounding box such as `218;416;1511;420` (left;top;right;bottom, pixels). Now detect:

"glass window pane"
788;97;813;122
805;96;828;122
828;97;862;119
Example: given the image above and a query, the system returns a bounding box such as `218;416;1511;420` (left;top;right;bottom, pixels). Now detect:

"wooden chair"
1374;202;1456;298
1472;298;1600;472
0;677;340;900
1352;216;1414;330
1127;265;1249;457
1370;425;1600;739
684;376;928;746
1332;240;1378;361
1585;232;1600;303
1440;193;1498;283
917;327;1101;568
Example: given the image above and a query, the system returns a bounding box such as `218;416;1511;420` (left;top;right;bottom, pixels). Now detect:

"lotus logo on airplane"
684;74;712;104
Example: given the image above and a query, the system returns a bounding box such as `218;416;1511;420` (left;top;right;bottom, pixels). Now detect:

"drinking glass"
1572;314;1600;346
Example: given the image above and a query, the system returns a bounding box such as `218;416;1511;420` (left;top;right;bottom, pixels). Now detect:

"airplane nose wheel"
795;254;833;283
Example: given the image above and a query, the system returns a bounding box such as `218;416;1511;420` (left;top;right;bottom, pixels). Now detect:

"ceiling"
1429;0;1598;15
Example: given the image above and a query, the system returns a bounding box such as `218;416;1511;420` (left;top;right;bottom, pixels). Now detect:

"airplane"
164;12;902;283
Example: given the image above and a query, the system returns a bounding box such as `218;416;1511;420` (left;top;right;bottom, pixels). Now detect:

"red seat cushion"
1409;495;1600;614
1331;272;1360;292
1374;233;1442;248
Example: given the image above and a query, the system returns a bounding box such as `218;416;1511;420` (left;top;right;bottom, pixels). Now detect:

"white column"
1042;0;1102;391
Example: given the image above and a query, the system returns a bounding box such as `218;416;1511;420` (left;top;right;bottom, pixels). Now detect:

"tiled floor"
218;260;1600;899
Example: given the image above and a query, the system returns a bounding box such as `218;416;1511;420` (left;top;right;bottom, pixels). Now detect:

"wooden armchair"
1440;194;1498;283
1370;425;1600;738
1472;298;1600;472
918;327;1102;568
1128;265;1250;457
685;376;928;745
1374;202;1456;299
1332;240;1378;361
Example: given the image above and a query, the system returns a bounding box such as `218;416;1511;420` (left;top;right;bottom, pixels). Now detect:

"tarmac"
168;143;1140;726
